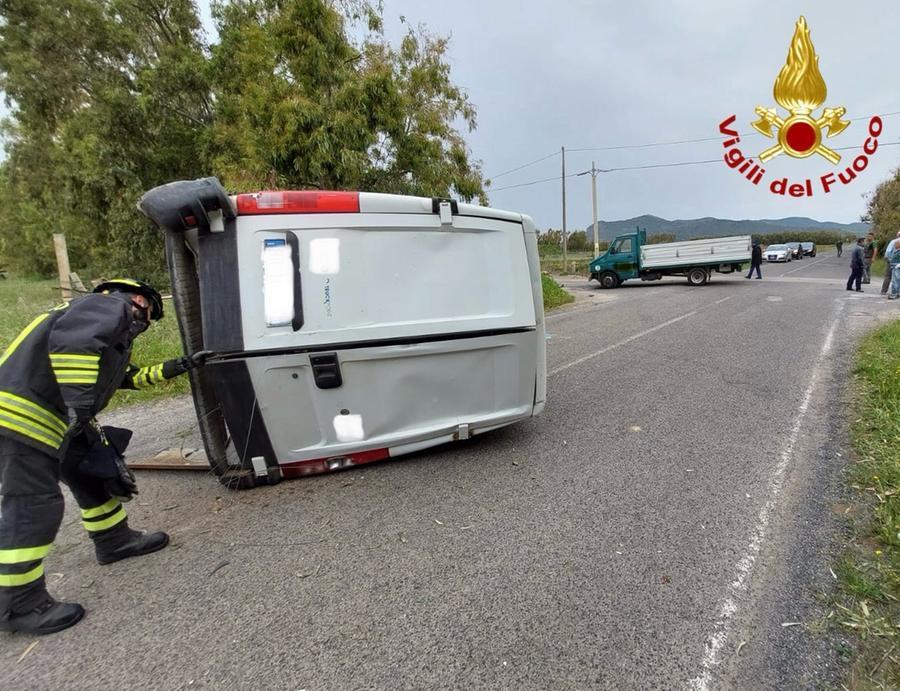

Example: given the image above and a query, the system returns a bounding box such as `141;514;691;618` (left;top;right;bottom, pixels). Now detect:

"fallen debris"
17;640;39;663
209;560;230;577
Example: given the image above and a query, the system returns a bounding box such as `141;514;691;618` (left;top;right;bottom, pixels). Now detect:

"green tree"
0;0;486;280
206;0;486;202
566;231;589;251
864;168;900;250
0;0;211;281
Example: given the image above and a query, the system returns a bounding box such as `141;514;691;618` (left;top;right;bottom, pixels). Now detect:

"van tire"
599;271;619;289
165;232;240;485
687;267;707;286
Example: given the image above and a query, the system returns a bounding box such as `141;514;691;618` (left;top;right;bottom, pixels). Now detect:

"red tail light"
236;191;360;215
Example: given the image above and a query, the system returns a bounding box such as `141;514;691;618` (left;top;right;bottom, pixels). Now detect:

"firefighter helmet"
93;278;164;321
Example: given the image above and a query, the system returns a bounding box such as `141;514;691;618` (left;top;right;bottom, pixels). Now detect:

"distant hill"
579;215;870;242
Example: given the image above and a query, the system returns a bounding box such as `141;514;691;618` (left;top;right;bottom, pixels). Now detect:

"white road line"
549;296;733;377
782;256;833;275
687;301;843;691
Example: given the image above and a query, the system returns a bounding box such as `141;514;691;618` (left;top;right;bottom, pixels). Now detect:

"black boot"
0;597;84;635
93;521;169;566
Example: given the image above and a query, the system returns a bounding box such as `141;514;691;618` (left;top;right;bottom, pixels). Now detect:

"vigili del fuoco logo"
718;16;882;197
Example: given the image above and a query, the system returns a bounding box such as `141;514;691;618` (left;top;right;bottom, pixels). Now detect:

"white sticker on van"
309;238;340;275
333;414;364;442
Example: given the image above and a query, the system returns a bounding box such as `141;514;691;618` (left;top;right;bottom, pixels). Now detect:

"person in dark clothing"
0;278;209;635
847;238;866;292
746;240;763;279
836;240;843;257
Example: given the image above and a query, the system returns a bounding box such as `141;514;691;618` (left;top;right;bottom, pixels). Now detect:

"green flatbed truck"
588;230;752;288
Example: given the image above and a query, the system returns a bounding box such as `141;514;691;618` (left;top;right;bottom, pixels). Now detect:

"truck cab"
589;230;645;288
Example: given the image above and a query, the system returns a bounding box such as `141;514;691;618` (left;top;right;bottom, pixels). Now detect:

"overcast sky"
367;0;900;230
150;1;900;229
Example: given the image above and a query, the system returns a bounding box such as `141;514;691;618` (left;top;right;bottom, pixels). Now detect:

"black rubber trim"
209;360;277;470
210;326;536;361
285;232;304;331
198;224;244;352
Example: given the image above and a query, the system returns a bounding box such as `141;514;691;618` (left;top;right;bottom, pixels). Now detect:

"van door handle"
310;352;342;389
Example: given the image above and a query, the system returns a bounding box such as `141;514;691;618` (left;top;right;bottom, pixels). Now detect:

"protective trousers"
0;434;128;616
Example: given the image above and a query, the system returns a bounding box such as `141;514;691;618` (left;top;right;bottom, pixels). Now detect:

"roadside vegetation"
541;273;574;311
836;318;900;688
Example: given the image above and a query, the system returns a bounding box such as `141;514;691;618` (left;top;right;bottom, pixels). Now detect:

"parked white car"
764;244;792;262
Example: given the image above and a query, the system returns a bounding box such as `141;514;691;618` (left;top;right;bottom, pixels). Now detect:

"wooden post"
53;234;72;299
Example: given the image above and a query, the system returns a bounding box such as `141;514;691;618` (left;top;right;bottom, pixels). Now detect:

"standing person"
862;232;878;284
836;239;843;257
746;240;763;279
881;231;900;294
0;279;209;635
847;238;866;292
886;233;900;300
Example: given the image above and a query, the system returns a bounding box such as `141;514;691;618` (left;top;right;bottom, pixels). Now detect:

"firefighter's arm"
120;351;212;390
48;295;130;414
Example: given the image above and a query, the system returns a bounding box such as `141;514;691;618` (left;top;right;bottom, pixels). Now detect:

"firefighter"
0;278;209;635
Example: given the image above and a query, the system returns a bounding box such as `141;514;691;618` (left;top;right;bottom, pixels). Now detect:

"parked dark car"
800;241;816;257
786;242;803;259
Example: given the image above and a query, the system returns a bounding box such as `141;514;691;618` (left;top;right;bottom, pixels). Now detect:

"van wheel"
687;268;707;286
599;271;619;289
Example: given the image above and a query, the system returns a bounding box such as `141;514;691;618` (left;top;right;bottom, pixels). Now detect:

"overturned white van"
139;178;546;488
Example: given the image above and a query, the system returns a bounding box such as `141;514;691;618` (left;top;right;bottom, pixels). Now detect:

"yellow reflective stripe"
132;367;155;389
52;369;99;376
81;498;121;519
0;410;63;448
0;544;52;564
49;353;100;362
54;371;99;380
55;378;98;385
82;506;127;532
0;313;50;368
51;362;99;371
0;392;67;435
0;563;44;587
0;401;63;441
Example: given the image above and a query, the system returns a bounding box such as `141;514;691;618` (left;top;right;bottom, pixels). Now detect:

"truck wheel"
687;267;707;286
598;271;619;289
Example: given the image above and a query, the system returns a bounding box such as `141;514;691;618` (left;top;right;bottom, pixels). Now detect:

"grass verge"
540;251;595;277
836;318;900;688
0;277;187;410
541;273;574;311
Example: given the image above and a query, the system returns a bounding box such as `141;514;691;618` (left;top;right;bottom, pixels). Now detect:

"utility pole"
561;146;567;267
590;161;600;256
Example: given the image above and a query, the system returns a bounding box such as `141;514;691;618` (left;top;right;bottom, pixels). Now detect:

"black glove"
66;408;98;443
68;407;93;426
104;455;138;502
172;350;213;374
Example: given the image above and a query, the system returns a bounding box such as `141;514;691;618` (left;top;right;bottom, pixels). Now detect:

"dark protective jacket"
751;245;762;265
850;244;865;269
0;293;187;457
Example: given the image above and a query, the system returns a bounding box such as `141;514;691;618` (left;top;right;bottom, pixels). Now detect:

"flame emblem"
752;16;849;163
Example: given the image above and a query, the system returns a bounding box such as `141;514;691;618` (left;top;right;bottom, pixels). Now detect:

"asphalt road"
2;252;897;689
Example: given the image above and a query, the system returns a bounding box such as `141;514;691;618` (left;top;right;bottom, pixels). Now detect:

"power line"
492;110;900;172
568;111;900;153
486;150;559;180
491;173;579;192
490;141;900;193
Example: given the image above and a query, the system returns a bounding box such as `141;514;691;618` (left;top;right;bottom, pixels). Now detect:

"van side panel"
235;213;537;351
244;331;538;464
